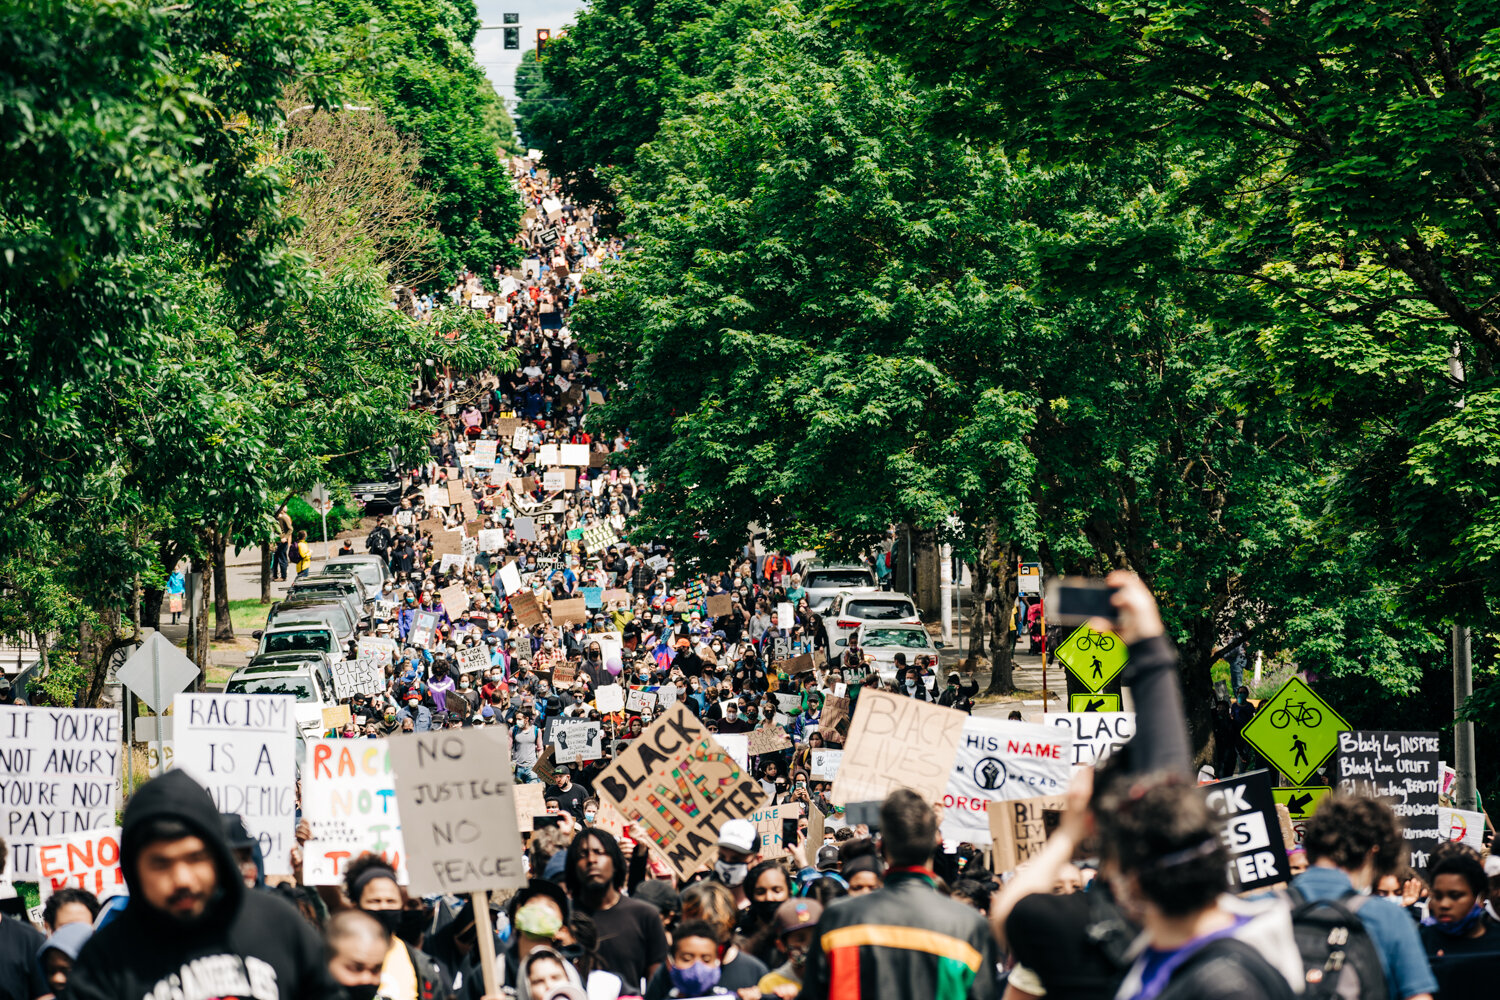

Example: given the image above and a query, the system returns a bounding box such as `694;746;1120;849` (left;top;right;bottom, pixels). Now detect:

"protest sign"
302;739;406;885
595;685;625;714
322;704;352;732
808;803;826;849
534;746;561;787
810;749;844;781
174;694;297;875
511;425;529;452
552;598;588;626
497;561;523;595
656;684;679;707
542;470;566;491
552;660;578;686
774;692;804;714
595;704;765;879
1438;807;1485;851
581;523;617;552
440;585;467;616
940;718;1074;845
777;603;794;631
424;485;447;508
990;796;1068;871
599;633;624;676
0;707;121;877
749;726;794;756
511;590;544;627
1333;731;1441;870
514;783;548;833
752;802;802;859
1044;712;1136;765
718;733;749;771
1205;770;1290;892
439;554;466;575
820;696;852;739
457;646;490;675
535;444;559;466
581;586;604;609
646;555;669;573
626;688;658;714
387;729;526;895
559;444;590;466
408;611;440;648
334;657;386;700
830;691;966;806
552;719;604;764
447;481;468;507
785;653;816;675
478;528;506;552
357;637;399;664
706;594;734;618
472;441;498;466
36;828;125;901
602;588;630;607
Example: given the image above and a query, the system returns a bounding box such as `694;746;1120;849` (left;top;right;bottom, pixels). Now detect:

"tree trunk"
260;541;272;604
141;587;164;630
985;539;1020;696
212;528;234;641
192;553;212;684
965;522;996;670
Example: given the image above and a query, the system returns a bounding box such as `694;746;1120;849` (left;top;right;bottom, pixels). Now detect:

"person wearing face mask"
644;882;766;999
757;898;823;996
712;820;760;906
1420;845;1500;997
340;856;452;1000
715;699;753;734
326;910;392;1000
738;862;795;966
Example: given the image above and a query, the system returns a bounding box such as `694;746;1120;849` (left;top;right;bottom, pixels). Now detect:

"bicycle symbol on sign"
1074;630;1116;652
1269;698;1322;730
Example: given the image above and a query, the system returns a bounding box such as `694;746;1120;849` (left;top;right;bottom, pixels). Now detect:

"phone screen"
1055;584;1118;621
782;817;799;847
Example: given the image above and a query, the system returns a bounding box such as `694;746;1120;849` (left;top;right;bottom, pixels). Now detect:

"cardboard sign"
552;598;588;626
323;704;353;731
602;588;630;607
1044;712;1136;765
387;729;526;894
510;590;544;627
551;719;603;764
752;802;802;859
625;688;658;714
514;782;548;833
808;803;826;848
0;707;121;877
1333;731;1441;870
552;660;578;686
1205;770;1290;892
829;691;966;805
940;718;1074;846
333;658;385;700
37;828;125;901
594;704;765;879
447;481;468;506
706;594;734;618
595;685;625;714
749;726;793;756
174;694;297;875
440;584;468;616
809;749;844;781
408;611;440;648
820;695;851;738
990;795;1067;872
303;739;406;885
785;653;816;675
456;646;490;675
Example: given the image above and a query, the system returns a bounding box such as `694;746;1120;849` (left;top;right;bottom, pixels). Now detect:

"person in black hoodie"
66;769;337;1000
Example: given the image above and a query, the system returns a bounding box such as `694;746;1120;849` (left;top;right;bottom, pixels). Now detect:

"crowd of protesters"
3;161;1499;1000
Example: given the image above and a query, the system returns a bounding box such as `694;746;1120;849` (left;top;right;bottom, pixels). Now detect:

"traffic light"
503;27;519;49
536;28;550;57
502;12;519;24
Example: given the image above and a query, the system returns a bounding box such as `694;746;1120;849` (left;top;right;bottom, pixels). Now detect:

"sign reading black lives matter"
1204;770;1289;892
1332;731;1441;871
388;729;527;895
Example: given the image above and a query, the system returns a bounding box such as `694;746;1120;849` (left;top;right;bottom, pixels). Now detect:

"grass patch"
225;598;274;630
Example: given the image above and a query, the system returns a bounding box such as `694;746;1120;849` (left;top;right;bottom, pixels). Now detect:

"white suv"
817;591;921;659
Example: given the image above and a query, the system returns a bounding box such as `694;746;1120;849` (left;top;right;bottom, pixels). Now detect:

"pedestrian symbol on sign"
1240;678;1347;787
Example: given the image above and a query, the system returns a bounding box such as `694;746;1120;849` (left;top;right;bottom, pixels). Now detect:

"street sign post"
1240;677;1348;786
304;484;332;558
1054;626;1128;693
115;632;200;788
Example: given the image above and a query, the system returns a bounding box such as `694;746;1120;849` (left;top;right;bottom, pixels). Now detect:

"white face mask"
713;860;748;887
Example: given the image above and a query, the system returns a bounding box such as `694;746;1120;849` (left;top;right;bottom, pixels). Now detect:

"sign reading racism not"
0;707;121;878
387;729;526;895
941;718;1073;845
829;691;967;805
595;703;764;880
302;739;407;885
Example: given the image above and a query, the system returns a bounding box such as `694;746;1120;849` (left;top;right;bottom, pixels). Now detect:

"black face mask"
345;985;380;1000
746;898;782;928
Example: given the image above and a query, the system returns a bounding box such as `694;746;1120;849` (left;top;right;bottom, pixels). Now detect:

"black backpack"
1287;887;1388;1000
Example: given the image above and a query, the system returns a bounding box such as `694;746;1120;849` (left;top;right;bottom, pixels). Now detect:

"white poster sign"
0;707;121;877
941;718;1074;845
1045;713;1136;766
36;828;126;901
303;739;407;885
551;720;604;764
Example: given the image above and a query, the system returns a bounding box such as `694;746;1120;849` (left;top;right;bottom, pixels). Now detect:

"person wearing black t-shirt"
564;828;668;995
549;767;589;819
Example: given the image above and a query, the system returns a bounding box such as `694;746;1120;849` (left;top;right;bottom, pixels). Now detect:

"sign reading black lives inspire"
1332;731;1440;871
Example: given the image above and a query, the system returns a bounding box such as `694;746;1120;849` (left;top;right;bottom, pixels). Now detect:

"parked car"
815;591;921;659
320;554;392;594
852;622;941;680
802;563;880;614
252;619;345;663
285;575;370;625
264;602;358;652
225;657;339;737
349;463;403;513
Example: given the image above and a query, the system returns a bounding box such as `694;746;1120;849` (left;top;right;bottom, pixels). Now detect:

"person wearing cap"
395;692;431;732
814;844;841;874
714;819;760;907
550;766;588;820
758;898;823;995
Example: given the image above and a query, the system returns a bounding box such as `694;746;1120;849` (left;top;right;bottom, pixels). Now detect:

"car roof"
265;619;337;630
234;662;316;677
325;555;384;566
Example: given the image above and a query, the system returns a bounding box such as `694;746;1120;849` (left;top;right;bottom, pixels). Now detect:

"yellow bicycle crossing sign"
1240;677;1348;786
1054;625;1127;693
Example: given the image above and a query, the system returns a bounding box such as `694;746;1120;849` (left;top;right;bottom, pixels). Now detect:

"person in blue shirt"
165;570;186;625
1293;792;1437;1000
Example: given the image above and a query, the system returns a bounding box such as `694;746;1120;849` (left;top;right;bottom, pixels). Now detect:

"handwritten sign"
990;795;1068;872
514;783;548;833
512;590;544;627
626;688;658;714
387;729;526;894
174;694;297;875
706;594;733;618
940;718;1073;845
0;707;121;877
749;726;793;756
595;704;765;879
37;828;125;901
303;739;406;885
595;685;625;714
829;691;966;805
752;802;801;859
456;646;490;675
1333;731;1441;870
1044;712;1136;765
1205;770;1289;892
322;704;353;732
551;719;603;764
408;611;440;648
809;750;844;781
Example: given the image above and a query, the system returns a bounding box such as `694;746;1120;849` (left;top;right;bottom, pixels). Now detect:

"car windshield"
861;627;929;649
807;570;875;588
326;563;380;588
226;676;314;700
846;599;915;620
263;630;332;654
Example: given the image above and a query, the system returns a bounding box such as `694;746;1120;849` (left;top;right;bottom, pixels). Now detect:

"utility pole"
1451;338;1477;809
939;542;953;643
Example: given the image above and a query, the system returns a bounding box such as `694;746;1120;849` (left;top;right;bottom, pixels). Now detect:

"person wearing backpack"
1292;792;1437;1000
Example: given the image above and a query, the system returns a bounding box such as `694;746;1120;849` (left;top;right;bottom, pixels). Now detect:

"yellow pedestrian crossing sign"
1070;692;1122;712
1273;786;1331;821
1241;677;1348;786
1055;626;1127;693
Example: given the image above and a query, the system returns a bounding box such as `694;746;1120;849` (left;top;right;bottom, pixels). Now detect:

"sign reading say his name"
174;694;297;875
1204;770;1289;892
303;739;406;885
941;718;1074;846
1333;731;1441;871
0;707;121;877
387;728;526;895
595;703;765;880
1045;712;1137;765
37;828;126;901
829;691;967;805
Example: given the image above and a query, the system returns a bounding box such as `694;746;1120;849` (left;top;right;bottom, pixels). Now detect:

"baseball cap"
718;818;757;854
774;898;823;936
815;844;841;871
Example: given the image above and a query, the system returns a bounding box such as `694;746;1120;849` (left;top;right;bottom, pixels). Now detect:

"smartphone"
844;800;882;832
1044;577;1119;627
532;814;562;829
782;817;799;848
